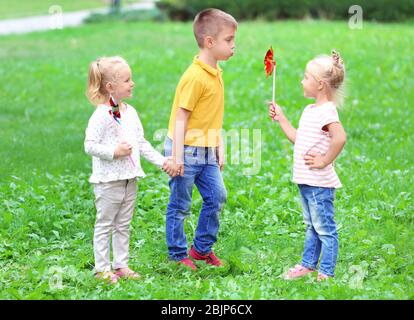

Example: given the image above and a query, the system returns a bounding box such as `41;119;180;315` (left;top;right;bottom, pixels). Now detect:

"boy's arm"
172;107;191;176
304;122;346;169
269;103;296;144
217;133;225;171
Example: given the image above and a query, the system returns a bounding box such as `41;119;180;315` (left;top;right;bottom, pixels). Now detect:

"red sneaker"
189;246;223;266
177;257;197;271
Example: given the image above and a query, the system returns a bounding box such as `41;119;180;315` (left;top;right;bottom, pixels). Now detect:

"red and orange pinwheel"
264;46;278;104
264;46;276;78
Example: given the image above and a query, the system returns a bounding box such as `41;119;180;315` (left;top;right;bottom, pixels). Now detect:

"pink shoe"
177;257;197;271
284;264;315;280
317;273;331;282
95;271;119;284
114;267;141;280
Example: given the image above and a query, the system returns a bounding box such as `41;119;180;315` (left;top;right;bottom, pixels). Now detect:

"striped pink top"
293;102;342;188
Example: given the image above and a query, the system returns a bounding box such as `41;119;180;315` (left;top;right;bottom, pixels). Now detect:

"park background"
0;0;413;299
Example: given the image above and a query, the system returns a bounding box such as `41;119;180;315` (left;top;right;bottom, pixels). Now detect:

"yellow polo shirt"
167;56;224;147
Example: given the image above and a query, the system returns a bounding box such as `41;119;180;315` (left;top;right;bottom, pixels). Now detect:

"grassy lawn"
0;0;141;19
0;20;413;299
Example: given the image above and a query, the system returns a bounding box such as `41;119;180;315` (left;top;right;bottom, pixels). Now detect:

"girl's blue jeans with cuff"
298;184;338;277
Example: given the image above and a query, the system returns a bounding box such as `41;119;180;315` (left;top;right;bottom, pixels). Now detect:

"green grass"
0;0;141;19
0;20;413;299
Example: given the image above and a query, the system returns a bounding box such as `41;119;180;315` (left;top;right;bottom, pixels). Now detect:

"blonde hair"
86;56;129;105
306;50;346;106
193;8;238;48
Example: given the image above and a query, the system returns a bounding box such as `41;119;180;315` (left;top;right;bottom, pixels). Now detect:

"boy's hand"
168;157;184;177
217;147;224;171
114;141;132;158
304;152;328;169
173;163;184;177
268;102;285;122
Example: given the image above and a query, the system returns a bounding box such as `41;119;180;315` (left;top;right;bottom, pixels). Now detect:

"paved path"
0;1;155;36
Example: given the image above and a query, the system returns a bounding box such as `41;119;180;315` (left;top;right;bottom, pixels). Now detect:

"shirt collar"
193;56;222;76
309;101;335;109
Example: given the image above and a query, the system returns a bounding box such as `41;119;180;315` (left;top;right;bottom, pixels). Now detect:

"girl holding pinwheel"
268;50;347;282
84;56;175;283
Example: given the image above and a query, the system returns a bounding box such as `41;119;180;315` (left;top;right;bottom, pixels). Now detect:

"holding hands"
114;142;183;177
162;157;184;178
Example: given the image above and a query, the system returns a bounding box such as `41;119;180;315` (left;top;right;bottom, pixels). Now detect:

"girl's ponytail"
86;59;104;105
330;49;346;107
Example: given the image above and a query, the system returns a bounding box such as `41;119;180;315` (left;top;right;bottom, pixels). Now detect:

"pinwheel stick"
128;155;136;167
110;115;136;168
271;64;277;122
272;63;276;103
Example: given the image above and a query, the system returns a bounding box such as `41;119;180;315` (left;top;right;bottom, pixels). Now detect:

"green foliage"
157;0;414;22
0;20;413;299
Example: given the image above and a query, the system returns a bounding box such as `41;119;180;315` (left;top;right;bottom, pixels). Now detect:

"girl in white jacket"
84;56;174;283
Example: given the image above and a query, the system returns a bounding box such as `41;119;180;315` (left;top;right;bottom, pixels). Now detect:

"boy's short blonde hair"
193;8;238;48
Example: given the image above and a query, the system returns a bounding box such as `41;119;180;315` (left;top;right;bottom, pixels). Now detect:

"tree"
111;0;121;14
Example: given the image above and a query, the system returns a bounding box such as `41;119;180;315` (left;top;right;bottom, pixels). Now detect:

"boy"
164;8;238;270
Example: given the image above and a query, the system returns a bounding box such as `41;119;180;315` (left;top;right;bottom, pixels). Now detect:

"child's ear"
318;80;324;91
105;82;113;94
205;36;215;48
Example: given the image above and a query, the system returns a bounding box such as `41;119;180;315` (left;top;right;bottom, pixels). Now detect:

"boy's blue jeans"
164;137;227;261
298;184;338;277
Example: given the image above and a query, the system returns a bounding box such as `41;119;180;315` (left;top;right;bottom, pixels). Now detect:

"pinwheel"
264;46;277;103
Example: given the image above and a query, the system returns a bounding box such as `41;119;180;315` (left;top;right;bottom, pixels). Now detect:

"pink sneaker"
114;267;141;280
284;264;315;280
317;273;331;282
177;257;197;271
95;271;119;284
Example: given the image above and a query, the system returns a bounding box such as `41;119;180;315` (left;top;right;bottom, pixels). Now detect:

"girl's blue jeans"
164;137;227;261
298;184;338;277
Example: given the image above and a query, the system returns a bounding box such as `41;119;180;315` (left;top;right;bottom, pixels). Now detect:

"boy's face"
209;26;236;61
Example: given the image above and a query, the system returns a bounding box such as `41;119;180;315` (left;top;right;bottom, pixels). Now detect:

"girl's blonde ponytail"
330;49;346;107
86;59;104;105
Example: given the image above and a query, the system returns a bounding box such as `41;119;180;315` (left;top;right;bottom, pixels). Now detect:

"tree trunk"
111;0;121;14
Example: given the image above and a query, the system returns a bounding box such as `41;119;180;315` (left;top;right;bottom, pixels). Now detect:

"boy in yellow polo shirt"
164;8;237;270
